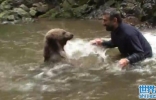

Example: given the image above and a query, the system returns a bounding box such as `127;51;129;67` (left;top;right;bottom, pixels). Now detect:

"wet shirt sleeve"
125;31;146;64
102;40;116;48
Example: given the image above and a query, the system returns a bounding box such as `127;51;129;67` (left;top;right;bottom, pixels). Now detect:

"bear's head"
43;28;74;62
45;28;74;51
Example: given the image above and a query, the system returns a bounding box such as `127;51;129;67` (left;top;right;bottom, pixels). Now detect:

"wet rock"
72;4;93;17
19;4;29;12
10;0;33;7
86;0;118;19
49;12;59;19
87;6;118;19
143;3;152;10
121;4;134;15
121;2;127;7
103;0;117;8
1;20;17;25
32;2;49;13
139;1;156;25
119;1;147;22
57;10;73;18
0;0;12;10
22;17;34;23
77;0;91;5
40;3;93;19
62;0;91;9
0;10;13;21
0;11;9;21
29;7;37;17
10;0;25;6
13;8;30;17
62;0;79;8
38;7;59;18
0;0;6;3
46;8;73;19
86;5;104;19
0;0;53;23
123;16;141;26
7;15;15;21
0;4;12;10
0;0;11;6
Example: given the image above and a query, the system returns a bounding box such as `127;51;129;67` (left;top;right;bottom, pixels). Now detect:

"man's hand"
90;38;104;46
119;58;129;68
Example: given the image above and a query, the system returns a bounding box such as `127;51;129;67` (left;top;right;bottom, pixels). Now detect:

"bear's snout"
65;32;74;40
70;34;74;38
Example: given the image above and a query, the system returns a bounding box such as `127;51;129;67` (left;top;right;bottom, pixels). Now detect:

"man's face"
102;14;115;31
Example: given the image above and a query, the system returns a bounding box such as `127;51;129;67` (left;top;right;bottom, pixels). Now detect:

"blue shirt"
102;23;153;64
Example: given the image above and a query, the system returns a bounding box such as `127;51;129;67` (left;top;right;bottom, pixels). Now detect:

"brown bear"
43;28;74;63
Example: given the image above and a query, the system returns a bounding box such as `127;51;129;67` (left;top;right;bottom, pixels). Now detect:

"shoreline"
1;17;156;31
0;0;155;29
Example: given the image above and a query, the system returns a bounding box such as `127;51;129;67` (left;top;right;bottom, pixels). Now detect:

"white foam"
64;32;156;60
143;33;156;57
63;31;156;74
64;38;107;59
34;63;72;80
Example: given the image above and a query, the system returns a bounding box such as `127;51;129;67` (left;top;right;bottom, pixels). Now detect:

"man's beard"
105;25;114;31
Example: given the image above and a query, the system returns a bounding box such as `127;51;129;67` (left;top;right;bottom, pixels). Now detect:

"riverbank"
0;0;155;29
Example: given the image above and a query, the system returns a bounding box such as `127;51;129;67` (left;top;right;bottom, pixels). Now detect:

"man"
91;8;153;68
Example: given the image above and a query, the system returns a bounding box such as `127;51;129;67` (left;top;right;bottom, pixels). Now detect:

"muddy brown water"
0;19;156;100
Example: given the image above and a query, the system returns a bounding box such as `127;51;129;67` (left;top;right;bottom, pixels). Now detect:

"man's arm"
102;40;116;48
126;33;145;64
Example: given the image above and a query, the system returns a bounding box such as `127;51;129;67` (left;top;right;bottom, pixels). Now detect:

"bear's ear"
62;31;66;35
46;34;57;40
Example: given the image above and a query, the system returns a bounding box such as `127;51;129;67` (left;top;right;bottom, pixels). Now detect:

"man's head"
102;8;122;31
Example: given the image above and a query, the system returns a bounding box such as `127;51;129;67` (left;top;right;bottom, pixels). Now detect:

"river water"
0;19;156;100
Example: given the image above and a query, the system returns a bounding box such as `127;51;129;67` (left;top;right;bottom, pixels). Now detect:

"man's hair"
103;8;122;23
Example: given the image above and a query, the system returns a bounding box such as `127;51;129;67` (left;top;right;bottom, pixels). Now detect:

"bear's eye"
62;32;66;35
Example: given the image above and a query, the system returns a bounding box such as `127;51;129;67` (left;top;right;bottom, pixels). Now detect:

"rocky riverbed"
0;0;155;28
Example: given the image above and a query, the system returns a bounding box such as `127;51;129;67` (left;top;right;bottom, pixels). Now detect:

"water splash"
29;31;156;85
143;33;156;57
64;38;107;60
63;32;156;74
